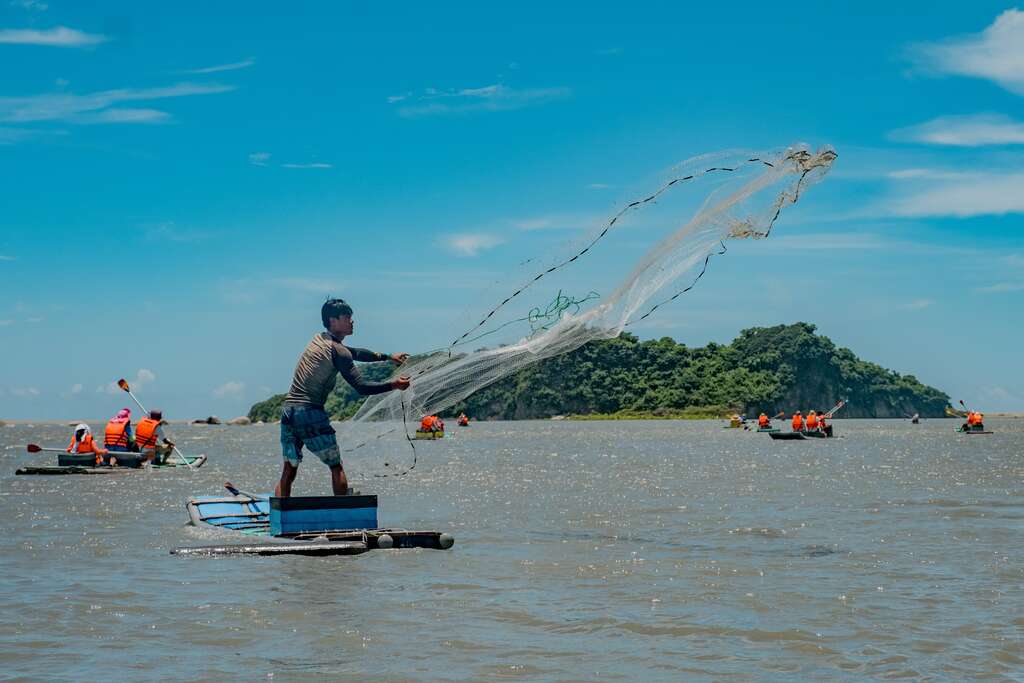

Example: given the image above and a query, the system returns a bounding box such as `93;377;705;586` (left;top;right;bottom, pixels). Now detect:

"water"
2;419;1022;681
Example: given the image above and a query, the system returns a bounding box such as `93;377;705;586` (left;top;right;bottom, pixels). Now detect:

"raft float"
16;452;206;475
172;485;453;557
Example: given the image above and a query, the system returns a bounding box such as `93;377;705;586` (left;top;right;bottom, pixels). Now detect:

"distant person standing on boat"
135;409;174;464
758;413;770;428
277;298;410;498
791;410;804;432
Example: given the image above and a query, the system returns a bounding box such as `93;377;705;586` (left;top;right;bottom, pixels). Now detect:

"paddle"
224;481;265;502
117;378;195;471
27;444;65;453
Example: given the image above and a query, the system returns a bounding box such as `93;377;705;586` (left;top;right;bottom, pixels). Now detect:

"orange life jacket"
135;417;160;450
104;420;130;448
792;414;804;430
420;416;436;431
67;433;97;454
758;414;769;427
806;413;819;429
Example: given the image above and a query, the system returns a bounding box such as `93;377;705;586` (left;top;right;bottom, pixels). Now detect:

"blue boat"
173;485;454;557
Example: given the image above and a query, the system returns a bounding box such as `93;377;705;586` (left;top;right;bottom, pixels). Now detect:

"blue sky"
2;1;1023;420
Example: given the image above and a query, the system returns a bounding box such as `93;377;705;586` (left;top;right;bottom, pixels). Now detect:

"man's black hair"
321;298;353;328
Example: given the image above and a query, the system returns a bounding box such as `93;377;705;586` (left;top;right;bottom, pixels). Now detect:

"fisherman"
66;423;108;465
757;413;770;428
791;410;804;432
806;410;819;431
277;298;410;498
134;409;174;464
457;413;470;426
103;408;134;466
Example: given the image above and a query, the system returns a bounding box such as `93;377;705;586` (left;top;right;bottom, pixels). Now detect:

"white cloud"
386;92;411;104
395;84;570;116
0;26;106;47
445;233;506;256
213;381;245;398
886;168;979;181
281;162;332;169
975;282;1024;293
911;9;1024;94
179;59;254;75
887;172;1024;217
891;114;1024;146
76;108;171;125
0;83;233;127
249;151;270;166
0;319;13;325
60;382;82;398
11;387;40;397
901;299;934;310
0;254;14;260
587;183;611;189
0;126;66;144
26;317;42;323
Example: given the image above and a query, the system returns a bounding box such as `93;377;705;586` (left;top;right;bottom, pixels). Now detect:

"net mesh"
342;144;837;475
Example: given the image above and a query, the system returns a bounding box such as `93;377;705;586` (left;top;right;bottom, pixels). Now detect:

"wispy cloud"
0;254;14;261
596;47;623;56
891;114;1024;146
901;299;934;310
909;8;1024;95
975;282;1024;293
248;151;271;166
11;386;40;397
0;26;106;47
0;83;234;126
213;381;245;398
11;0;49;11
886;171;1024;218
281;162;332;169
0;319;13;325
60;383;82;398
143;221;211;243
270;277;346;294
444;233;506;256
393;84;570;117
587;183;611;190
179;59;254;75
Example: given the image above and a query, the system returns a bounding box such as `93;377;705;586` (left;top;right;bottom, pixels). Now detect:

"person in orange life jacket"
791;411;804;432
103;408;135;466
806;410;819;431
135;409;174;464
758;413;770;428
67;423;108;466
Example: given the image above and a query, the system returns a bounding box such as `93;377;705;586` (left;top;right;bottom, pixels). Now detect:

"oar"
117;378;194;471
224;481;266;502
27;444;65;453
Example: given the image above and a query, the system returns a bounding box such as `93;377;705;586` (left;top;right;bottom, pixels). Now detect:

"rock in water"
191;416;222;425
227;416;251;426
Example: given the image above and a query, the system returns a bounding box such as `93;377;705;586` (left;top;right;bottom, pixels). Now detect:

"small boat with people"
415;415;445;439
457;413;470;427
171;483;454;557
956;402;992;434
15;442;206;475
770;400;845;441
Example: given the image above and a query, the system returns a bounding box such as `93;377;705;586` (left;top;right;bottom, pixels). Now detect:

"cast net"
341;144;837;475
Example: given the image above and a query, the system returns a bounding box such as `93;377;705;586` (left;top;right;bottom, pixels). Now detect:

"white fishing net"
341;144;837;475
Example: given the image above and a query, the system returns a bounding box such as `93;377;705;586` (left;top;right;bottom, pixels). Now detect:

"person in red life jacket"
135;409;174;464
817;410;832;437
805;410;819;431
457;413;470;426
103;408;135;466
791;410;805;432
67;423;108;466
757;413;770;429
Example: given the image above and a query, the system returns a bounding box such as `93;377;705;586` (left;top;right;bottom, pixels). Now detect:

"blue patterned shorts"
280;405;342;467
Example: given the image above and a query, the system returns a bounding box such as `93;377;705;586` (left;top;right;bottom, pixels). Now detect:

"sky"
2;1;1023;420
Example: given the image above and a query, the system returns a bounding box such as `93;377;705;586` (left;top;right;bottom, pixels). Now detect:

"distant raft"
956;427;993;435
16;454;207;475
172;489;453;557
414;430;445;440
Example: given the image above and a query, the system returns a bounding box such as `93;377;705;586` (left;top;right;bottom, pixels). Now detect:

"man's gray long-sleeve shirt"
284;332;391;408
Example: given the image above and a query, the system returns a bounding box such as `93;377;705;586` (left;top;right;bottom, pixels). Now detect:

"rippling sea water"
2;419;1022;681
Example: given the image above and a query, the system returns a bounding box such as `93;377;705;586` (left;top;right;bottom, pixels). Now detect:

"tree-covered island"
249;323;950;422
